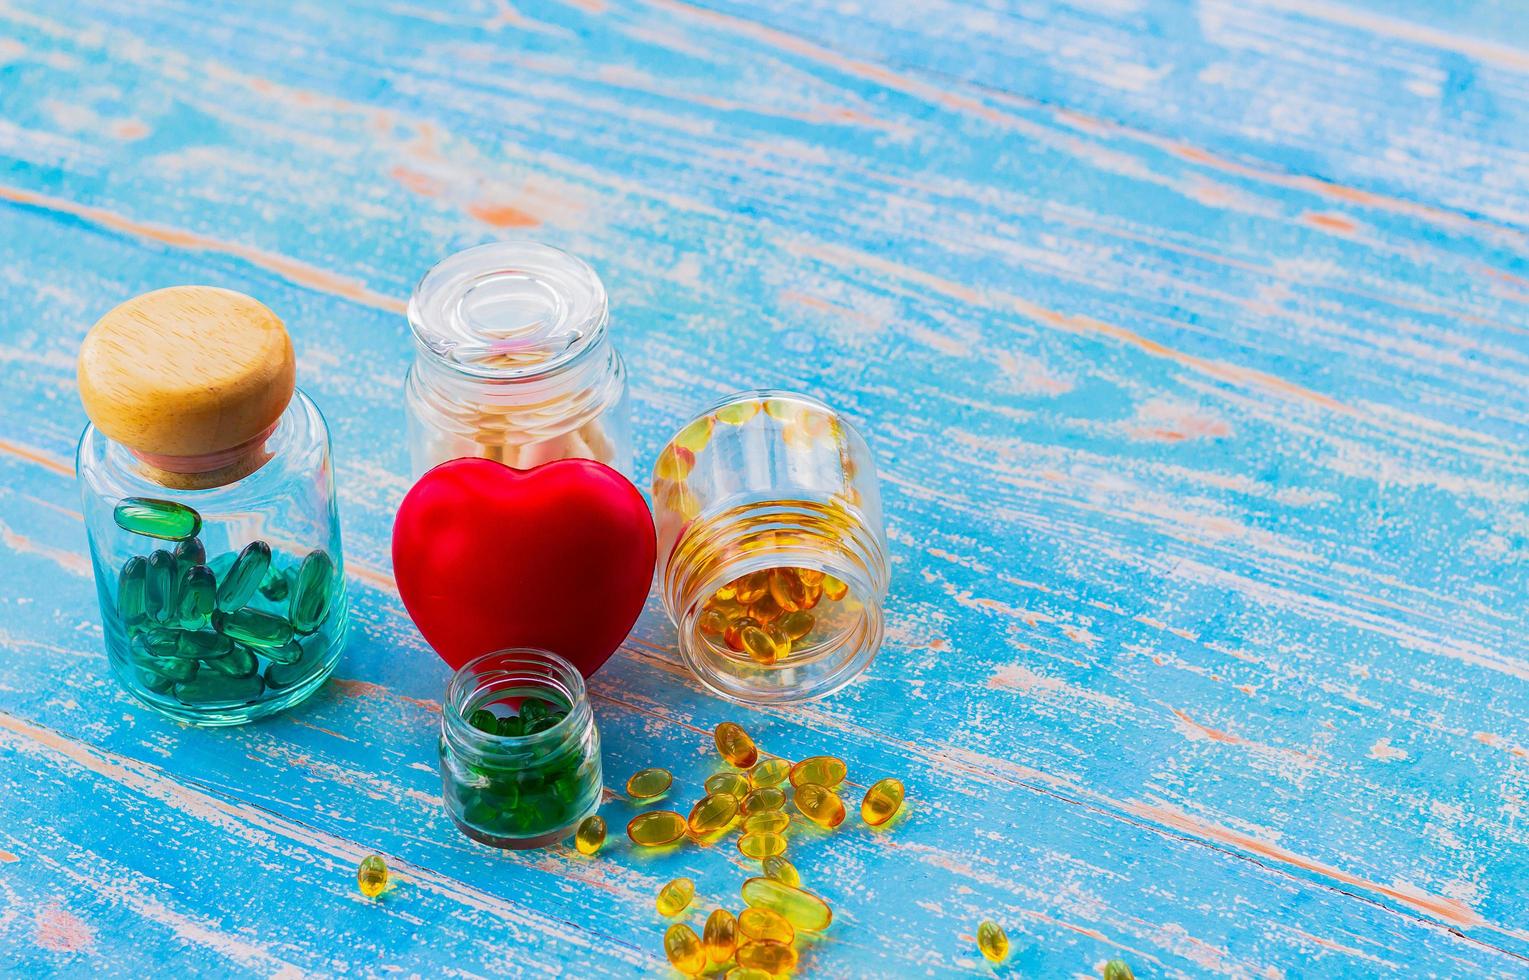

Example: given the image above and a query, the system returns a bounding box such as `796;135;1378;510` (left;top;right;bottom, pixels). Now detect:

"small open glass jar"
404;241;631;479
439;649;602;849
653;391;891;703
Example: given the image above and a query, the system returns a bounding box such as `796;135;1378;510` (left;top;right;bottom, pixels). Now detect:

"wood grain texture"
0;0;1524;976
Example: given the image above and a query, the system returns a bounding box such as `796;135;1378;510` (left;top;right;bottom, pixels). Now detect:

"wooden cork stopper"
78;286;296;489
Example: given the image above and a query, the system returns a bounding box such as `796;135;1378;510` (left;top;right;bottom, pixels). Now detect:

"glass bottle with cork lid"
76;286;348;725
652;390;890;703
404;241;631;479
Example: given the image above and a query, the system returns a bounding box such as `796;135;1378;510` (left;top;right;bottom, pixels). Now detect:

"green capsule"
519;697;550;725
116;556;148;627
175;565;216;629
288;549;335;634
138;627;184;660
216;607;293;648
469;709;499;733
264;638;326;689
215;540;271;613
133;644;198;683
114;497;201;540
144;550;177;623
138;667;175;695
497;715;525;737
176;629;233;661
175;672;264;705
173;537;206;568
263;639;304;665
1103;959;1135;980
259;566;291;602
205;644;258;678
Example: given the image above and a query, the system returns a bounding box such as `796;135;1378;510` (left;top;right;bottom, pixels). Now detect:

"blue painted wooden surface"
0;0;1525;975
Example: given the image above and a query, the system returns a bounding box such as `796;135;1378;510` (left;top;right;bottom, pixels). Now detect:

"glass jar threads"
76;287;348;726
653;391;890;703
404;241;631;479
439;649;603;849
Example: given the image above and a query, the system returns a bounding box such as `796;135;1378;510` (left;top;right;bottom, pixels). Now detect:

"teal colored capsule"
144;550;177;623
173;537;206;568
469;709;498;734
288;549;335;634
175;673;264;705
216;607;293;648
215;541;272;613
205;644;258;679
114;497;201;541
134;645;198;683
176;629;233;661
116;555;148;628
264;640;324;689
138;628;184;660
260;566;292;602
175;565;216;629
263;639;304;665
138;668;175;695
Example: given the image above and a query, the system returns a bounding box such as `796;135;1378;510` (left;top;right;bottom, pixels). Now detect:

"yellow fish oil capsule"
750;757;791;788
736;940;798;974
656;877;696;916
705;771;750;798
688;792;741;837
732;570;770;604
702;908;737;964
627;810;688;847
821;574;849;601
625;767;673;800
738;906;794;945
737;832;787;860
741;876;833;931
725;969;772;980
1103;958;1135;980
664;922;707;976
574;814;606;855
976;919;1009;963
743;810;790;835
779;610;814;640
762;854;800;888
740;624;787;665
714;722;759;768
861;777;904;826
793;782;847;829
356;854;388;898
790;755;846;788
740;786;786;815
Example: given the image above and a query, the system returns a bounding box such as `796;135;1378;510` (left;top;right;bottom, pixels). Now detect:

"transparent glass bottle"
439;649;603;849
76;287;348;726
404;241;631;479
652;391;891;703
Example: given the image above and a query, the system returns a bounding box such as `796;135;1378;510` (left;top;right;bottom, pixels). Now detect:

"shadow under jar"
653;391;891;704
439;649;603;850
76;287;348;726
404;241;631;479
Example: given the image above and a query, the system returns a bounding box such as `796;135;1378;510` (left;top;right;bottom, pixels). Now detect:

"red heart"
391;457;656;675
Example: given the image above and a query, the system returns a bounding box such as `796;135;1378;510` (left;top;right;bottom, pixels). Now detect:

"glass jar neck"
409;331;624;419
664;498;890;703
441;649;594;763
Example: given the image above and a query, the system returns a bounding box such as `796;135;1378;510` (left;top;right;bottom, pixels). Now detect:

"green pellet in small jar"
113;497;201;540
216;540;271;613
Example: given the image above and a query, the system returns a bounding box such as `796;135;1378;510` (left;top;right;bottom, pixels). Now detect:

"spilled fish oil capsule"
664;923;707;976
289;549;336;634
725;969;772;980
114;497;201;541
627;810;687;847
762;855;800;888
749;757;791;789
737;832;787;860
656;877;695;916
714;721;759;768
861;777;904;826
793;782;847;828
703;908;737;964
215;540;272;614
976;919;1009;963
357;854;388;897
688;792;740;837
574;814;606;855
704;771;750;799
1103;958;1135;980
740;786;785;815
743;810;790;835
736;940;797;974
738;906;794;945
741;876;833;931
790;755;846;788
217;607;294;648
626;767;673;800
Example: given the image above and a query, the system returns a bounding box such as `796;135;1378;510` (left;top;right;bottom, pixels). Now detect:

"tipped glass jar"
76;287;347;726
404;242;631;479
439;649;603;849
653;391;890;703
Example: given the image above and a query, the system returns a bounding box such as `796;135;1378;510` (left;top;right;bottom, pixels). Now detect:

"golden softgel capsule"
1104;958;1135;980
626;767;673;800
750;757;791;789
737;940;797;974
714;722;759;768
656;878;695;916
737;832;788;860
702;908;737;964
793;782;848;829
977;919;1009;963
790;755;846;788
627;810;687;847
688;793;740;837
356;854;388;898
762;855;800;888
743;810;790;835
705;772;750;798
664;923;707;975
861;777;904;826
737;907;794;945
574;814;606;855
741;876;832;931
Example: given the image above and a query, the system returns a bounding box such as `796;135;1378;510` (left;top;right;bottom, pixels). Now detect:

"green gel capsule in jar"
76;286;348;726
439;649;602;850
